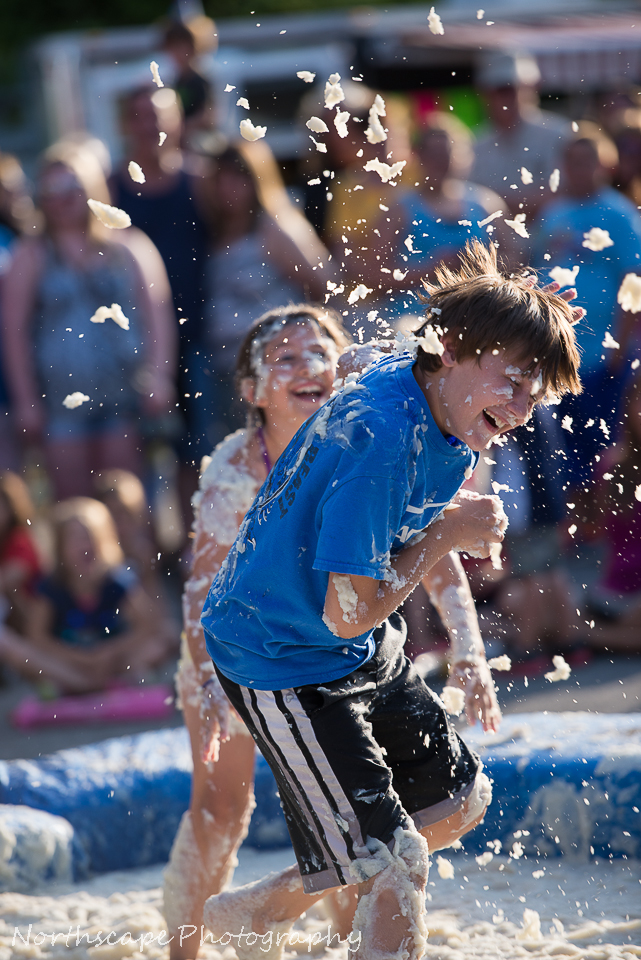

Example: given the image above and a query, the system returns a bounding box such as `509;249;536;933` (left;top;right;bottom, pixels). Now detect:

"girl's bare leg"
165;695;256;960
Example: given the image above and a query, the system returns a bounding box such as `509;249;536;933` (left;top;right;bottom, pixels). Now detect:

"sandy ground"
1;846;639;960
1;645;640;959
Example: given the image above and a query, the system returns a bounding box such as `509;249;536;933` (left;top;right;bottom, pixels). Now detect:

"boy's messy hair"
415;240;582;399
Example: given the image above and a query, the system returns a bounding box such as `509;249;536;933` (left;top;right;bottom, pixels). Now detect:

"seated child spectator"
0;471;41;631
94;468;180;642
200;242;582;960
584;372;641;650
0;497;175;693
95;470;159;587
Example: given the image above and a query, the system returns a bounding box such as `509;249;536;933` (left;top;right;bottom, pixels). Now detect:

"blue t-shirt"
202;355;477;690
534;188;641;373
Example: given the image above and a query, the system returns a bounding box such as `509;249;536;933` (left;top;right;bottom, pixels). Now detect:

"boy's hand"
446;658;502;733
441;490;508;559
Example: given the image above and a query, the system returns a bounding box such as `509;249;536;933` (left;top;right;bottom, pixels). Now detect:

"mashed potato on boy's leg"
352;826;429;960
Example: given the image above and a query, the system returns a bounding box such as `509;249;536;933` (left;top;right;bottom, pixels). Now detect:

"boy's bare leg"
203;865;326;960
203;773;491;960
321;886;358;939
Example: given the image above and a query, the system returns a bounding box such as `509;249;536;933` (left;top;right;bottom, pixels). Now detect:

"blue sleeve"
313;475;408;579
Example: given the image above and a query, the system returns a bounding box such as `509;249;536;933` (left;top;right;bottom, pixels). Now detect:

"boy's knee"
454;770;493;838
396;825;430;887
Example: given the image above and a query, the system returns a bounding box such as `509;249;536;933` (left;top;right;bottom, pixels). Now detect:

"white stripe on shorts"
241;686;367;888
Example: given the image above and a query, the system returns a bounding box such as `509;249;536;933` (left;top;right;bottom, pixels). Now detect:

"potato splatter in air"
87;199;131;230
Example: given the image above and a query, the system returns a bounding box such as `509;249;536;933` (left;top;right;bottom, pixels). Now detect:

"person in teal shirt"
534;128;641;485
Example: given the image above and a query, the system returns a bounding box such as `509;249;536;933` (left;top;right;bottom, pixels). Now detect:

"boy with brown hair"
201;241;582;960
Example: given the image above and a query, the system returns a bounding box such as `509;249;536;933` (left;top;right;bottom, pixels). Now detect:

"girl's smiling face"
425;342;541;451
250;322;338;431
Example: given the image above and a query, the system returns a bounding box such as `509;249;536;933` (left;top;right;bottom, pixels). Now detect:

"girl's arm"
183;466;258;762
422;551;502;733
1;240;46;438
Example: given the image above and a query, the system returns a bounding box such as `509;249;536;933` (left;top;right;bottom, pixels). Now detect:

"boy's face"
429;344;541;451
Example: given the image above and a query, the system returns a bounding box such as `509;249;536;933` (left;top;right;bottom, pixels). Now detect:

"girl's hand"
446;658;502;733
199;676;232;763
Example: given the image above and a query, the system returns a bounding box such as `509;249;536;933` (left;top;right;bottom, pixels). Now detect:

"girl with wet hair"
163;303;350;960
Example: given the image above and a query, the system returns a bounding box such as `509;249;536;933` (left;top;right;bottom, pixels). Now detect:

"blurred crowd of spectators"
1;27;641;701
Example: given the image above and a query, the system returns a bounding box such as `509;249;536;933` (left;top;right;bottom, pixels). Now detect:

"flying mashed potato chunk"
87;199;131;230
428;7;445;34
63;392;90;409
504;213;529;238
306;116;329;134
364;158;406;182
617;272;641;313
582;227;614;251
90;303;130;330
347;284;373;305
440;685;465;716
127;161;145;184
324;73;345;109
150;61;164;88
240;119;267;141
436;855;454;878
548;265;579;288
334;109;350;138
545;654;571;682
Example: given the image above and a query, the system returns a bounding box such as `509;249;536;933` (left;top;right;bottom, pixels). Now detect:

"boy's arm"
324;489;507;639
422;552;502;733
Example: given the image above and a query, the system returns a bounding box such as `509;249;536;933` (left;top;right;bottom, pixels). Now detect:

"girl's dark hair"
235;303;350;425
0;472;34;541
414;239;582;400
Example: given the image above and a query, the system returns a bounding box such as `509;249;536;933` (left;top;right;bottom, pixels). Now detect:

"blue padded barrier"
461;712;641;861
0;712;638;887
0;804;76;891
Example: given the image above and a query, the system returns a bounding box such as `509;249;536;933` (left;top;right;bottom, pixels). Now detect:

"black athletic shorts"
215;613;482;893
